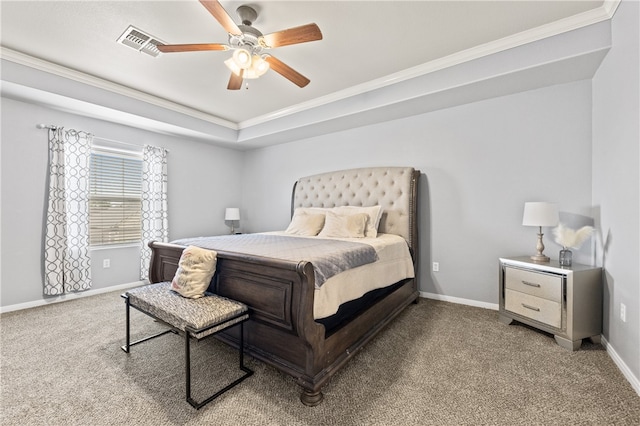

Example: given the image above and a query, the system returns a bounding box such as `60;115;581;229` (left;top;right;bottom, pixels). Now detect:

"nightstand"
498;256;602;351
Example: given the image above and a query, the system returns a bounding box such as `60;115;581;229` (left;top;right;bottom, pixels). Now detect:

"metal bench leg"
185;321;254;410
122;296;131;353
120;294;175;353
239;322;252;375
185;330;193;404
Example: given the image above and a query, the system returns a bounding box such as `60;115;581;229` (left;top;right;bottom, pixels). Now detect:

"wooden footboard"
148;240;418;405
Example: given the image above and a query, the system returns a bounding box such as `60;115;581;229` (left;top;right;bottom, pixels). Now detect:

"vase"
559;248;572;267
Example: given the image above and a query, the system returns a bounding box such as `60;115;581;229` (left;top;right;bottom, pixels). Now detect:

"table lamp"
522;202;559;262
225;208;240;234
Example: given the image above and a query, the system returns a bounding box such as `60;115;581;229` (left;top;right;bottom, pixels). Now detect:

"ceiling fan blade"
227;70;244;90
260;23;322;48
157;43;229;53
199;0;242;35
264;55;310;88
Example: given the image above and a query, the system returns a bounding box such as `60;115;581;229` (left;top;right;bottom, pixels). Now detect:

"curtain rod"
93;136;143;151
36;124;57;130
35;124;169;152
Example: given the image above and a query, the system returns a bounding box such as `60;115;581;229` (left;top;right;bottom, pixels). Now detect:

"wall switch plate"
432;262;439;272
103;259;111;268
620;303;626;322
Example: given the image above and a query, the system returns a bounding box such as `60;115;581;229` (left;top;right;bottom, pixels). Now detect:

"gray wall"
241;80;595;305
0;97;244;307
592;0;640;381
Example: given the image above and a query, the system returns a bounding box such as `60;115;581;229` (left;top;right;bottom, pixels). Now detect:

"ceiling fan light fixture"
242;55;270;79
225;53;269;79
232;47;252;69
254;55;270;75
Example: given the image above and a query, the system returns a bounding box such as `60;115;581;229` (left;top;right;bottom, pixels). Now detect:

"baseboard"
601;335;640;396
420;291;499;311
0;281;144;314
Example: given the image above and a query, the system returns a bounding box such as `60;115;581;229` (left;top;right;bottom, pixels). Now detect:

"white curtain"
140;145;169;280
44;128;92;295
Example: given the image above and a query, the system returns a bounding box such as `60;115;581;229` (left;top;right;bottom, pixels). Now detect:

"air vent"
117;25;165;57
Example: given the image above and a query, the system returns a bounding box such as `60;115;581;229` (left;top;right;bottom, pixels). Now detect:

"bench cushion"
126;282;248;339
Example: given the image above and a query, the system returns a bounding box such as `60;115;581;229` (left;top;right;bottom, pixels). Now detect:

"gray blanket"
171;234;378;288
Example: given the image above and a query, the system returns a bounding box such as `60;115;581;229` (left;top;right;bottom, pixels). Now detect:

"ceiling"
1;1;610;145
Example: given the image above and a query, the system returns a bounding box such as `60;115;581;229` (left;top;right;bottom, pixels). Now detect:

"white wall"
592;0;640;383
242;80;594;305
0;97;244;308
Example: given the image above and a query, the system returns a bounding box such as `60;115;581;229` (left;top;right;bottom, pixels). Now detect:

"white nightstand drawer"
505;289;562;328
504;266;562;302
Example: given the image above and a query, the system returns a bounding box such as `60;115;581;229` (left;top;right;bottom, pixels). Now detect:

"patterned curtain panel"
44;128;93;295
140;145;169;280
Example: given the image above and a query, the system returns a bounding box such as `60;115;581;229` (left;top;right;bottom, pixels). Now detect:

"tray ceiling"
1;1;605;126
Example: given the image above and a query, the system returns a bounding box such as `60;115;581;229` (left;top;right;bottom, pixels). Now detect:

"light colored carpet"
1;290;638;425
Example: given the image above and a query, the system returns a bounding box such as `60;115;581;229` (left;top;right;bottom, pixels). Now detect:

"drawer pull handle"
521;280;541;288
522;303;540;312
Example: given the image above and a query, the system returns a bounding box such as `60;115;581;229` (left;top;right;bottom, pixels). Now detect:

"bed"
147;166;420;405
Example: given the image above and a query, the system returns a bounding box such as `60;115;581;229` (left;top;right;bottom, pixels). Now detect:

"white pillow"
170;246;217;299
285;211;325;236
318;211;368;238
333;205;383;238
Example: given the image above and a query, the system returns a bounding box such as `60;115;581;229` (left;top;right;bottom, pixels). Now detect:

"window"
89;147;143;246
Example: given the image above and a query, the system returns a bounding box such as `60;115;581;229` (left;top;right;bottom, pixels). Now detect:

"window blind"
89;148;143;246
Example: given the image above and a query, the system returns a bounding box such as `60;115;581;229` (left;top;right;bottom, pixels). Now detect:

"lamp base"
530;253;550;263
530;229;550;263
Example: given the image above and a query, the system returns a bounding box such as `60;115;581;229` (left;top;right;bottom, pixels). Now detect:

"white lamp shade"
232;48;252;69
225;208;240;221
522;202;559;227
243;55;270;79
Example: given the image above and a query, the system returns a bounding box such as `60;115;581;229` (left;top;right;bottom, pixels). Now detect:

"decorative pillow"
333;205;383;238
170;246;217;299
285;211;326;236
318;211;368;238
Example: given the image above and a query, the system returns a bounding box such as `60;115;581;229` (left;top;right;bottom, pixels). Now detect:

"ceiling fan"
157;0;323;90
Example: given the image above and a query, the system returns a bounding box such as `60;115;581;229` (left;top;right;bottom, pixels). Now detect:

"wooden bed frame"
148;167;420;405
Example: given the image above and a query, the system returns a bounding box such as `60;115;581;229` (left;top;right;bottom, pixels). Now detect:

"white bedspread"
267;232;415;319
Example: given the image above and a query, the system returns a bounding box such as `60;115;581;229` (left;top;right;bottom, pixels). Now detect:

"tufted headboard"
291;167;420;257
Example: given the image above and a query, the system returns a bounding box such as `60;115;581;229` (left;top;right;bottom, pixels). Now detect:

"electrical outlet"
103;259;111;268
432;262;439;272
620;303;626;323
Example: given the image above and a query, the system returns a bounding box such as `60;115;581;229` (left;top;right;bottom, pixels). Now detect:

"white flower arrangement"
552;223;594;250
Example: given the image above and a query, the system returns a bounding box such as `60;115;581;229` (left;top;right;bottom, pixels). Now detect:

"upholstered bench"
121;281;253;409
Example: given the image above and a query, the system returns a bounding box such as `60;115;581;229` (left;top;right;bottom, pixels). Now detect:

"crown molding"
239;0;620;129
0;46;237;130
1;80;237;145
